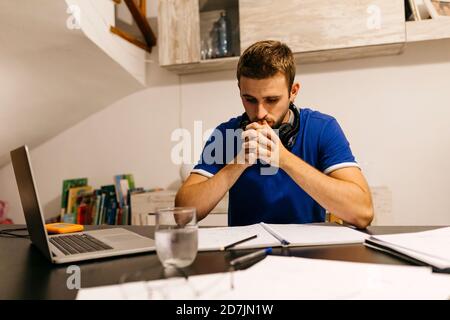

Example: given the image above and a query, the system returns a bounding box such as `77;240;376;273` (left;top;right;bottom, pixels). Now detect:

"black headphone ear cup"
279;104;300;149
278;123;293;146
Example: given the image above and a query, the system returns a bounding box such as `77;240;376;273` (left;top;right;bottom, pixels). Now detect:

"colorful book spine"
60;178;88;221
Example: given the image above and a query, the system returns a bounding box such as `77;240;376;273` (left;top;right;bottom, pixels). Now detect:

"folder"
364;227;450;273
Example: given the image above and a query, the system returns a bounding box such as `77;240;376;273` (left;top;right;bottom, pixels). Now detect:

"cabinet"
158;0;201;66
239;0;405;55
157;0;441;74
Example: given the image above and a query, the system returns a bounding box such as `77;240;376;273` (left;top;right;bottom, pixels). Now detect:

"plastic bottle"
217;12;229;57
210;21;220;58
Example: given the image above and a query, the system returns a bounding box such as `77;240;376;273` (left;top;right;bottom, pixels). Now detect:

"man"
176;40;373;229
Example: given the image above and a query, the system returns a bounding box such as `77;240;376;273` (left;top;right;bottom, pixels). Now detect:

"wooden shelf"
163;56;239;74
160;47;408;75
162;42;405;75
406;19;450;42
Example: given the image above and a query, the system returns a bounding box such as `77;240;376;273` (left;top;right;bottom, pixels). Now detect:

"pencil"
221;234;258;251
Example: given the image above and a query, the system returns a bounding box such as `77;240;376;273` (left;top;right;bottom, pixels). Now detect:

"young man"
176;40;373;229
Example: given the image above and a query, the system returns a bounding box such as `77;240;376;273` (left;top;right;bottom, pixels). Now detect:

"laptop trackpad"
102;234;144;243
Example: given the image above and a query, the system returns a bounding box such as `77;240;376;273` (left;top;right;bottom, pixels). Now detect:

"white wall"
0;0;144;167
65;0;149;84
0;51;181;223
1;38;450;226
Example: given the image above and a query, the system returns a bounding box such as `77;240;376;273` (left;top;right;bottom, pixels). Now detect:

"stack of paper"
365;227;450;271
77;256;450;300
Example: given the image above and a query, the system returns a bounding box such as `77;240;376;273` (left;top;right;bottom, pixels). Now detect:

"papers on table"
198;223;368;251
77;256;450;300
365;227;450;271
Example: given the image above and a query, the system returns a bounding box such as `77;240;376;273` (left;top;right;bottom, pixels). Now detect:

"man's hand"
240;121;289;167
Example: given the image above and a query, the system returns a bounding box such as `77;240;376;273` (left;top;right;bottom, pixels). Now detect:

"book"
66;186;92;223
114;175;126;208
76;196;89;225
100;185;118;225
60;178;88;221
91;190;102;225
95;193;106;225
123;174;135;190
127;187;144;225
114;174;135;208
364;227;450;272
198;223;368;251
76;192;97;225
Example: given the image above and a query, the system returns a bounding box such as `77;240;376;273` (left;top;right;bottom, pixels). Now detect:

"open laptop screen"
10;145;52;260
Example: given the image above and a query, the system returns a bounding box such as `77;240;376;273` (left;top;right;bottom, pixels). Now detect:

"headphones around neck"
239;102;300;150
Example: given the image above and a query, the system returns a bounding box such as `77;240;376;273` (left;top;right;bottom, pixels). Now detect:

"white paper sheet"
198;224;277;250
264;223;368;246
77;256;450;300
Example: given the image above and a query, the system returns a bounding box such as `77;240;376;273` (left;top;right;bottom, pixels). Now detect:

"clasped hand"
237;121;287;167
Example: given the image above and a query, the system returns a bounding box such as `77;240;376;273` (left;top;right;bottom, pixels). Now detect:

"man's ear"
290;82;300;102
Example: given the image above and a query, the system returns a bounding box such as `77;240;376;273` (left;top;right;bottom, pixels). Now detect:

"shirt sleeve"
191;125;228;178
318;118;360;175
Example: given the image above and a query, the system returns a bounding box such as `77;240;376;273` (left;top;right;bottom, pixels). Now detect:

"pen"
229;247;272;267
221;234;258;251
260;222;290;246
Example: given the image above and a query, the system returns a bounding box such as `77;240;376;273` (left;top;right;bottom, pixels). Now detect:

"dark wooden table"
0;224;441;299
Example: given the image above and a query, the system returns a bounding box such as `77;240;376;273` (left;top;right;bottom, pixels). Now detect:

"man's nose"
255;104;268;121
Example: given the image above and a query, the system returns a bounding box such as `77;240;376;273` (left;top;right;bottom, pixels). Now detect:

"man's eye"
267;99;279;103
246;98;257;104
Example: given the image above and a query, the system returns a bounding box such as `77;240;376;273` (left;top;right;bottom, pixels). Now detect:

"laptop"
10;145;155;264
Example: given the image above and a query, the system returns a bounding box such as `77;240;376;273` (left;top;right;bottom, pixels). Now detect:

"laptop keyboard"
50;233;113;255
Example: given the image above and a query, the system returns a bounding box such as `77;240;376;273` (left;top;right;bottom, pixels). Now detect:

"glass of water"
155;207;198;269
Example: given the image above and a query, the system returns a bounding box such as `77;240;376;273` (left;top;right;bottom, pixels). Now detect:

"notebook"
198;223;368;251
364;227;450;273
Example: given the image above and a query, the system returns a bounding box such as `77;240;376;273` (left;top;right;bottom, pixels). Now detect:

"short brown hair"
237;40;296;91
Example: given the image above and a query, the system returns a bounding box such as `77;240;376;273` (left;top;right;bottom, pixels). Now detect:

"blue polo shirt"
192;107;359;226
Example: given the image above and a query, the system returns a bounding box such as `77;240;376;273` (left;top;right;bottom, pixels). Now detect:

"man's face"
239;72;299;128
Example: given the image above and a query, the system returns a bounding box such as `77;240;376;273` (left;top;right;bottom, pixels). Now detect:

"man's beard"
270;107;290;129
249;104;290;128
